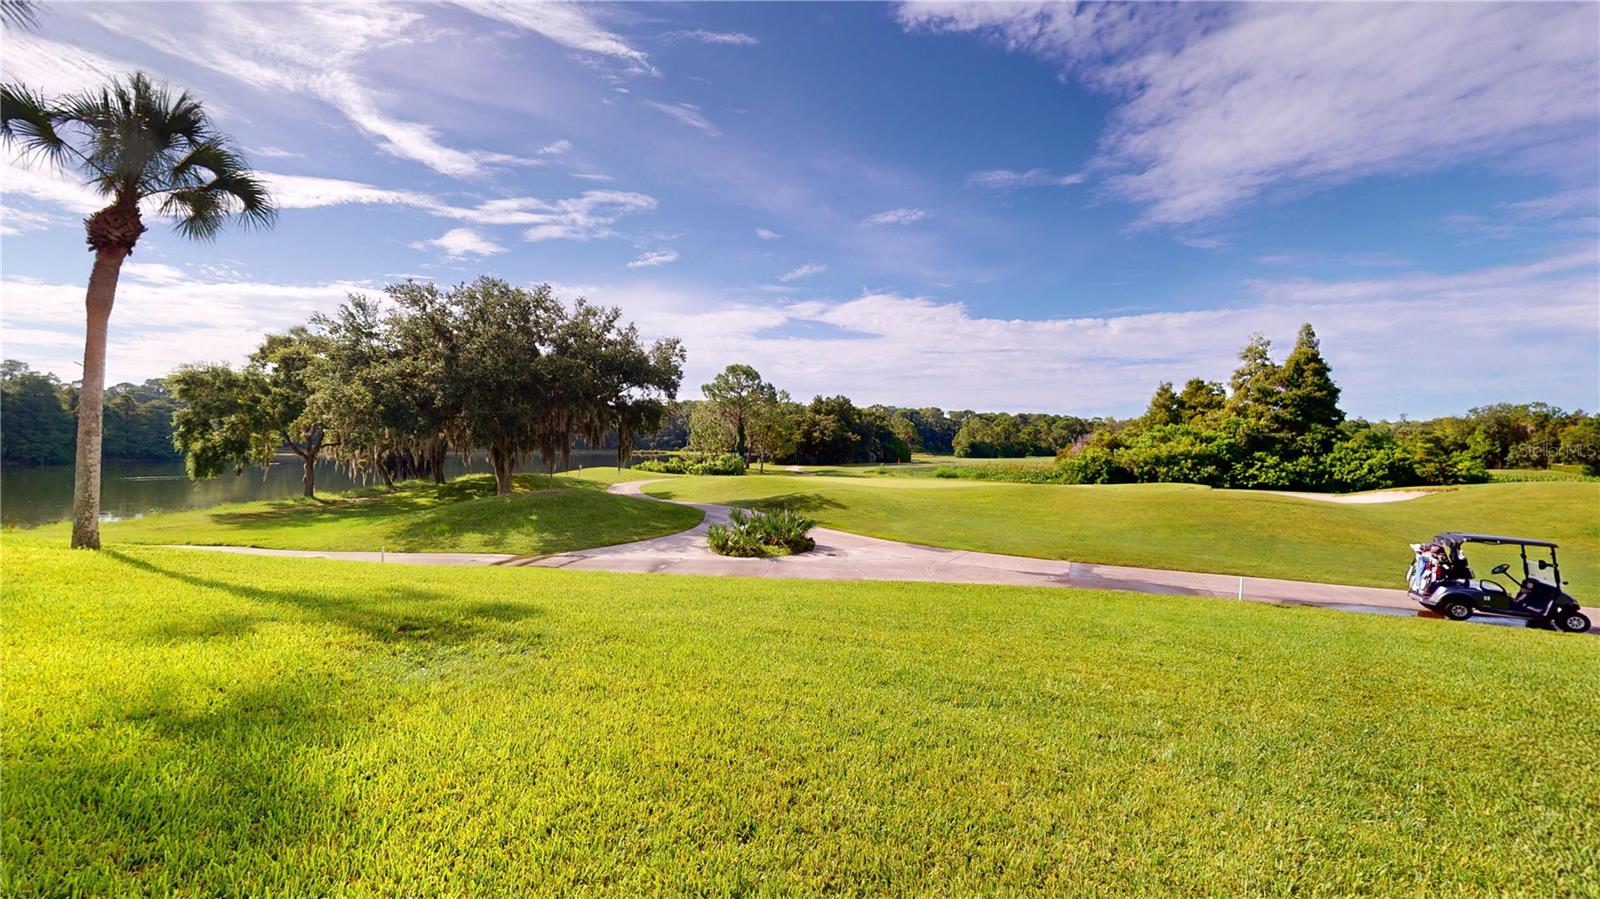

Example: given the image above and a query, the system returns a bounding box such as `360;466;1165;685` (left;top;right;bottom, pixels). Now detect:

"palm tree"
1;72;274;548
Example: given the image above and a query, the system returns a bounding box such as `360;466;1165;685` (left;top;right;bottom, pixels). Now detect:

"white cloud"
755;228;781;240
862;208;930;226
539;140;574;155
901;2;1600;225
252;173;655;238
779;263;826;282
0;32;140;96
121;262;191;285
1;272;375;382
966;168;1085;190
411;227;506;260
509;191;658;241
5;250;1593;417
455;1;652;71
626;249;679;269
11;162;658;243
560;247;1597;418
665;30;759;46
3;150;106;214
0;206;63;236
258;173;438;212
88;4;533;178
643;100;721;137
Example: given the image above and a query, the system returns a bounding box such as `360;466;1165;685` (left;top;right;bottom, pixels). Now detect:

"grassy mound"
646;476;1600;592
3;534;1596;894
40;473;702;555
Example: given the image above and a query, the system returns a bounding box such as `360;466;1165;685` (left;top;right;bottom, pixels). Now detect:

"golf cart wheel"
1555;612;1591;634
1440;600;1473;621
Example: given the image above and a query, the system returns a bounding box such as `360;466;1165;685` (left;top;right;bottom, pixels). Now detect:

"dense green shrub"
633;453;746;476
926;464;1064;484
706;507;816;557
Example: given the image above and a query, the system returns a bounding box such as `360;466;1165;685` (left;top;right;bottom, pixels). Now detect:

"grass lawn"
644;476;1600;593
42;473;701;555
4;533;1596;894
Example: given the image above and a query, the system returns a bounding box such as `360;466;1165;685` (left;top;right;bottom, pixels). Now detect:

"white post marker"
381;545;386;564
1238;576;1244;601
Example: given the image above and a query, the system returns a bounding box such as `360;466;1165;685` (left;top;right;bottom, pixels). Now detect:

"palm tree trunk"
70;247;129;549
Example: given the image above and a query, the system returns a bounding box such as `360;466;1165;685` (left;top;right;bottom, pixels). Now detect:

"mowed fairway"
4;534;1598;895
66;473;701;555
646;476;1600;592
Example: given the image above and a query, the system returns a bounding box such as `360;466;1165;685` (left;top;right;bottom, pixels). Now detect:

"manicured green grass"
41;473;701;555
4;533;1596;894
1490;465;1599;483
645;476;1600;593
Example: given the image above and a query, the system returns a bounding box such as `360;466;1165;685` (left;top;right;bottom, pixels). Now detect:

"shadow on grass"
12;551;556;894
386;487;701;553
202;473;569;534
740;492;847;514
4;674;373;895
106;550;543;648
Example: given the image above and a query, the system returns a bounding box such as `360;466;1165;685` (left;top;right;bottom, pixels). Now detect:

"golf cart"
1408;532;1590;633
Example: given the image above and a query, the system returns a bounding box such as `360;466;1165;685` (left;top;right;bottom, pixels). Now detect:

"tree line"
168;278;683;497
1056;324;1600;489
633;371;1094;467
0;362;181;465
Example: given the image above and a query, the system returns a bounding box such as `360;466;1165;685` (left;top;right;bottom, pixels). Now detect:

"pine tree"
1226;334;1281;421
1176;378;1225;423
1141;381;1182;427
1278;323;1343;433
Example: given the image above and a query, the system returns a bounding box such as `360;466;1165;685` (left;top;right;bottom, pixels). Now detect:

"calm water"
0;449;632;526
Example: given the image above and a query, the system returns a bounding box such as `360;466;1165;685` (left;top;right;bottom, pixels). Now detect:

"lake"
0;449;633;527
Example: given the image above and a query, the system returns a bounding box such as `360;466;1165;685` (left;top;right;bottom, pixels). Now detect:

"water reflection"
1;449;631;526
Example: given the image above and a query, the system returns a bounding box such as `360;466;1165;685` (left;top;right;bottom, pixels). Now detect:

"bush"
1321;430;1417;492
633;453;746;476
706;507;816;557
1056;446;1126;485
928;464;1063;484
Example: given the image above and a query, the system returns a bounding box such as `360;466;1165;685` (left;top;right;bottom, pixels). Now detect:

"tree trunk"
491;445;515;496
302;454;316;498
430;443;447;484
70;247;130;549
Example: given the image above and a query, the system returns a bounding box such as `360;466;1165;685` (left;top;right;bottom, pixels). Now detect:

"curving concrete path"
513;480;1425;618
168;480;1560;628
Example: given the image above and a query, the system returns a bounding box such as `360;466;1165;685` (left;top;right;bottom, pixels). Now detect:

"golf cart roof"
1434;532;1558;549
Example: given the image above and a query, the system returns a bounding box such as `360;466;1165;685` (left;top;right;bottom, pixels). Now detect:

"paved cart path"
170;480;1555;628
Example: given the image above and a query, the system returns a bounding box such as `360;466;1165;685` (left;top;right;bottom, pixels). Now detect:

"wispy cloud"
966;168;1085;190
564;248;1598;417
665;29;759;46
643;100;721;137
454;1;653;72
260;173;656;239
539;140;574;156
901;2;1600;225
411;227;506;260
627;249;679;268
862;208;930;226
86;4;535;178
779;263;826;281
755;228;781;240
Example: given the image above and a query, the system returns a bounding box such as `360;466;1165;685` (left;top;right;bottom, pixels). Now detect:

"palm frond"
0;82;73;167
9;70;275;241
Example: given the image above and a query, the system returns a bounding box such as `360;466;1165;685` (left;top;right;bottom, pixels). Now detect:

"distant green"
5;534;1597;895
54;473;701;555
646;475;1600;592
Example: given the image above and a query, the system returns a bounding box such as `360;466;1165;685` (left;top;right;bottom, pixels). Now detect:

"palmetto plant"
1;72;274;548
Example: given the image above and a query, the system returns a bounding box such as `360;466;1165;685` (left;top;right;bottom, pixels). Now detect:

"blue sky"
2;1;1597;418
